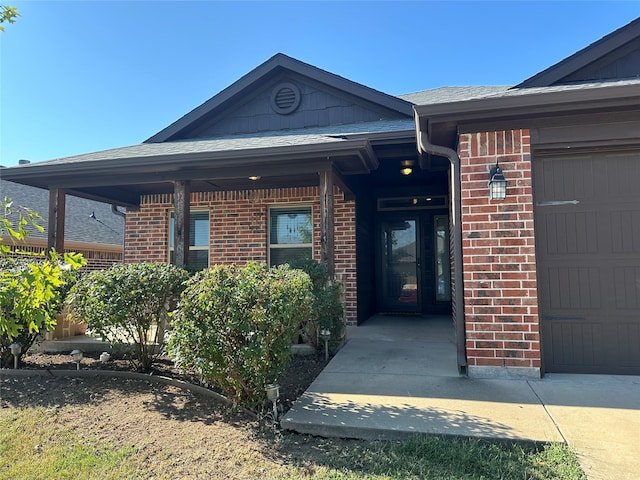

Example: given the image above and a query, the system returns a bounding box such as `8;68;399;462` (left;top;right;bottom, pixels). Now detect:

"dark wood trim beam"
48;188;66;254
46;159;336;189
331;170;355;201
64;187;141;209
173;181;191;268
319;170;335;274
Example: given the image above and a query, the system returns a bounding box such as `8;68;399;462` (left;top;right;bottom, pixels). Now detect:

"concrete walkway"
281;315;640;480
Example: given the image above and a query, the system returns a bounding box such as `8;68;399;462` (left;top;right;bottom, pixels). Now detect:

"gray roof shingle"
490;78;640;97
400;79;640;107
26;119;416;167
397;86;511;105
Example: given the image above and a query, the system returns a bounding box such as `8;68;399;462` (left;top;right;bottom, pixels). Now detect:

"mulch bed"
17;350;329;414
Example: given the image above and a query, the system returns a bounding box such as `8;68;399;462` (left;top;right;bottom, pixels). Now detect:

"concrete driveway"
282;315;640;480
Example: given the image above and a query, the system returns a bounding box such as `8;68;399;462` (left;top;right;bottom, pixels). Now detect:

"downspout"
415;114;467;375
111;205;126;218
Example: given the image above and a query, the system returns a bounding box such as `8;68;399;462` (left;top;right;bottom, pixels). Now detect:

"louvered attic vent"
270;82;301;115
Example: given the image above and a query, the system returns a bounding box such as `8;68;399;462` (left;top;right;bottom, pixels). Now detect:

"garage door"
534;150;640;374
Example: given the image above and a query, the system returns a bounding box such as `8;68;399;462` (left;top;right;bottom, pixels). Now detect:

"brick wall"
458;129;541;378
3;240;122;271
125;187;358;325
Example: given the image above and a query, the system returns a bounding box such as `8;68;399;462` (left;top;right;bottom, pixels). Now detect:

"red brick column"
458;129;541;378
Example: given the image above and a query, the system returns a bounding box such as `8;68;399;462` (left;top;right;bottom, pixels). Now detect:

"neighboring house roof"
0;179;124;246
516;17;640;88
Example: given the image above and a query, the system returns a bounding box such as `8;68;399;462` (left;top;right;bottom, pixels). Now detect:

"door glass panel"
435;215;451;301
382;219;419;309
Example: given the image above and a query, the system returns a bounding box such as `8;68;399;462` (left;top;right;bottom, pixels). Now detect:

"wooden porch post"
48;188;66;254
319;170;335;274
173;181;191;268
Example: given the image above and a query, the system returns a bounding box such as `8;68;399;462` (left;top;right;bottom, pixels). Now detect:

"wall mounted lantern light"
489;162;507;200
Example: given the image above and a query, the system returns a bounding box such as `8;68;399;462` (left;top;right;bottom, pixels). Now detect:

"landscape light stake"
9;343;21;369
70;349;83;370
266;384;280;423
320;329;331;361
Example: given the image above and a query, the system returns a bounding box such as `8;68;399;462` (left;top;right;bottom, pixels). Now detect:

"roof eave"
0;138;378;187
414;83;640;129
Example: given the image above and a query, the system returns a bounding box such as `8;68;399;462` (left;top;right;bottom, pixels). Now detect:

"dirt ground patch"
16;351;328;414
1;352;356;479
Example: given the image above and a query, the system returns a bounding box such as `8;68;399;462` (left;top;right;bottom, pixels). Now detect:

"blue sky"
1;1;638;165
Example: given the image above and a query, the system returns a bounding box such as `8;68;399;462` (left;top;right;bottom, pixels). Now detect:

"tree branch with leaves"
1;197;86;367
0;5;19;32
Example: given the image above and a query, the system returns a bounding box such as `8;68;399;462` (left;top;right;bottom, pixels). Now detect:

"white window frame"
268;204;313;267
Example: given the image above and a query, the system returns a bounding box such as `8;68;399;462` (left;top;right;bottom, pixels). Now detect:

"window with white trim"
169;211;209;269
268;206;312;266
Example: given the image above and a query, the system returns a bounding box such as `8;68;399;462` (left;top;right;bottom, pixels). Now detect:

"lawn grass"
0;406;585;480
0;408;140;480
273;435;586;480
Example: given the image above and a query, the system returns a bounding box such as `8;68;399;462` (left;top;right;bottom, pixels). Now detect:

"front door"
377;212;451;314
379;217;421;312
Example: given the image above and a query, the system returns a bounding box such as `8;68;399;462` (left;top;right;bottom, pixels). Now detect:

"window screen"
169;211;209;270
269;207;312;266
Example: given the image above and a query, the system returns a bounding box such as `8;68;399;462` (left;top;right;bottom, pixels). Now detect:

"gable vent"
270;82;301;115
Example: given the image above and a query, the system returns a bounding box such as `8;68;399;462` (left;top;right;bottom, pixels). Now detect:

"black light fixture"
89;211;119;233
489;162;507;200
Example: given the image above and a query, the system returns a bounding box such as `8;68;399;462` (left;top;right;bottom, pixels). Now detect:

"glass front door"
377;212;451;314
379;218;420;312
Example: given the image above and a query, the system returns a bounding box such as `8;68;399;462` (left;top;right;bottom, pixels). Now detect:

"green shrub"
0;198;85;367
67;262;189;371
288;259;344;351
0;253;85;367
168;262;312;410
